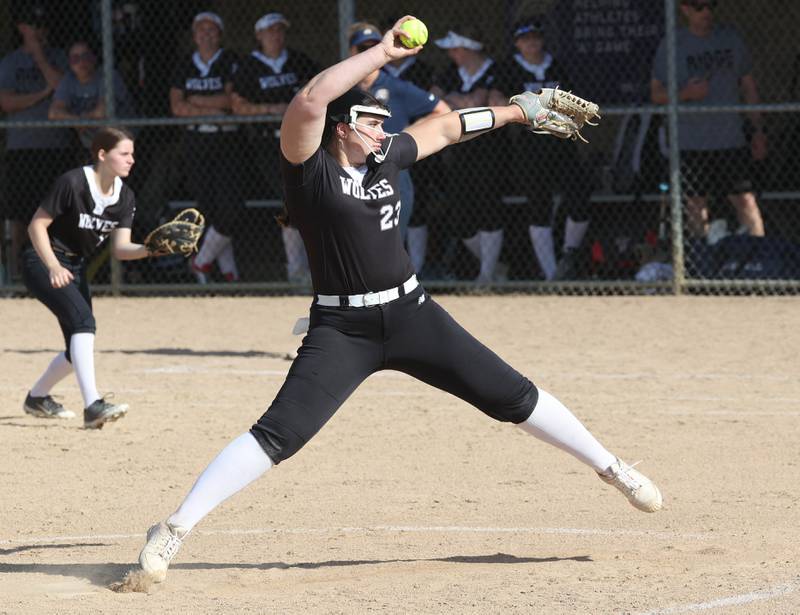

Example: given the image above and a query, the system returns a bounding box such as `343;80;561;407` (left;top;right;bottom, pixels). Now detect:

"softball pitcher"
138;16;661;583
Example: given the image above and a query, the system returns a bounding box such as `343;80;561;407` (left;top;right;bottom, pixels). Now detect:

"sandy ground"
0;295;798;614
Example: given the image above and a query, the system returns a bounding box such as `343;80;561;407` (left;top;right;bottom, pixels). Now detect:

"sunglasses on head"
686;0;717;11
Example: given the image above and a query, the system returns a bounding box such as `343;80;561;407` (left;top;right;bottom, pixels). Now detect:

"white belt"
316;275;418;308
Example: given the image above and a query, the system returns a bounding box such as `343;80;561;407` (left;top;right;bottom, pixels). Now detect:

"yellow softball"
400;19;428;48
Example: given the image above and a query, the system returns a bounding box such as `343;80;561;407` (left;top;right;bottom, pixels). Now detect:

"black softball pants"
251;285;538;464
21;247;95;362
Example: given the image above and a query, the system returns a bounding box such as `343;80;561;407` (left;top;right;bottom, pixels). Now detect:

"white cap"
255;12;290;32
434;31;483;51
193;11;223;31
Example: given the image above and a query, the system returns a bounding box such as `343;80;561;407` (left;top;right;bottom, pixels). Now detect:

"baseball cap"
193;11;224;31
434;30;483;51
255;12;290;32
513;17;545;39
349;25;382;48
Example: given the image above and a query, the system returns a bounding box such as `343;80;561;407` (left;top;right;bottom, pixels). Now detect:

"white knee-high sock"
462;233;480;259
529;225;557;280
517;389;616;472
195;226;231;268
70;333;100;407
564;217;589;251
479;229;503;281
216;242;239;279
30;352;73;397
168;432;273;532
282;226;308;278
406;225;428;273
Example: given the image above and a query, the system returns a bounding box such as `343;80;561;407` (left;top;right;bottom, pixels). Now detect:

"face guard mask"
347;104;395;162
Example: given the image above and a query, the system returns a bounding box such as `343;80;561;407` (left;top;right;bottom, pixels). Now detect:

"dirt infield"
1;295;798;614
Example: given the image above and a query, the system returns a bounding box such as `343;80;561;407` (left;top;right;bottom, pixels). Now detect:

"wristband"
458;107;495;136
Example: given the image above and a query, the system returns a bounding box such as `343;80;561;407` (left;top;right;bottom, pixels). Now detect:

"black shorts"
680;148;753;198
251;285;538;464
21;247;94;361
2;149;75;221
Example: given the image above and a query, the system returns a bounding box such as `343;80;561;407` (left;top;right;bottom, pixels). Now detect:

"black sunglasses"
356;42;378;53
686;0;717;11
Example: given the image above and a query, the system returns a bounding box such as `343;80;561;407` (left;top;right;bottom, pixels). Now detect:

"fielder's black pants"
21;247;94;362
251;285;538;464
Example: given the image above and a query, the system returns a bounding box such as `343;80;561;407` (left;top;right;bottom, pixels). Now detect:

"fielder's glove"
144;208;205;257
510;87;601;142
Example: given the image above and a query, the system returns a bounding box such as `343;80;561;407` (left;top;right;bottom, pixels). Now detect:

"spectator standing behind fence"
496;17;592;281
170;11;243;283
0;3;72;282
347;23;450;241
431;26;507;284
651;0;766;241
232;12;318;286
49;40;135;159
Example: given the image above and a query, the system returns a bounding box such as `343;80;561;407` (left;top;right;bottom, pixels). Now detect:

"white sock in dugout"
216;242;239;280
479;229;503;281
168;432;273;532
529;225;557;280
563;217;589;252
282;226;308;278
517;389;616;472
462;233;480;259
69;333;101;407
30;352;73;397
195;226;231;268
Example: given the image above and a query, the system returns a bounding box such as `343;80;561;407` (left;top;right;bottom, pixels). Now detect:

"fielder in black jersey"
21;127;169;429
495;17;592;281
231;12;318;284
170;12;243;283
138;17;663;583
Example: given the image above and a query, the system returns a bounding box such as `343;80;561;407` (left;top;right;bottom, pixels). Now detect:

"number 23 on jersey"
379;200;401;231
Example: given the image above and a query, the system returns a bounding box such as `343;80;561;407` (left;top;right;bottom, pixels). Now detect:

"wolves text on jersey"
78;212;120;235
185;76;223;91
339;177;395;200
259;73;299;90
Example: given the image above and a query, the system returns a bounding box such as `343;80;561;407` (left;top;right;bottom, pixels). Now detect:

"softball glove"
510;87;601;142
145;208;205;257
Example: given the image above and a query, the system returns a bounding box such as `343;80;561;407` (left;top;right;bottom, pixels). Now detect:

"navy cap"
350;26;382;48
513;17;545;39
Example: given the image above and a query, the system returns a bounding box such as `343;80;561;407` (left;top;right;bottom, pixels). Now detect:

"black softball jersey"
233;49;317;105
40;166;136;257
171;48;238;132
280;133;418;295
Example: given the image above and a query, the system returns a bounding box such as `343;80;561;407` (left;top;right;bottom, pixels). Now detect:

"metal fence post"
100;0;122;296
664;0;685;295
338;0;356;60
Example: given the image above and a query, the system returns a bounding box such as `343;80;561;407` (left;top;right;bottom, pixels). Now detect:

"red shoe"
191;256;212;273
223;272;240;282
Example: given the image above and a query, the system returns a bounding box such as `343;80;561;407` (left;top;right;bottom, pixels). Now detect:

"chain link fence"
1;0;799;295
